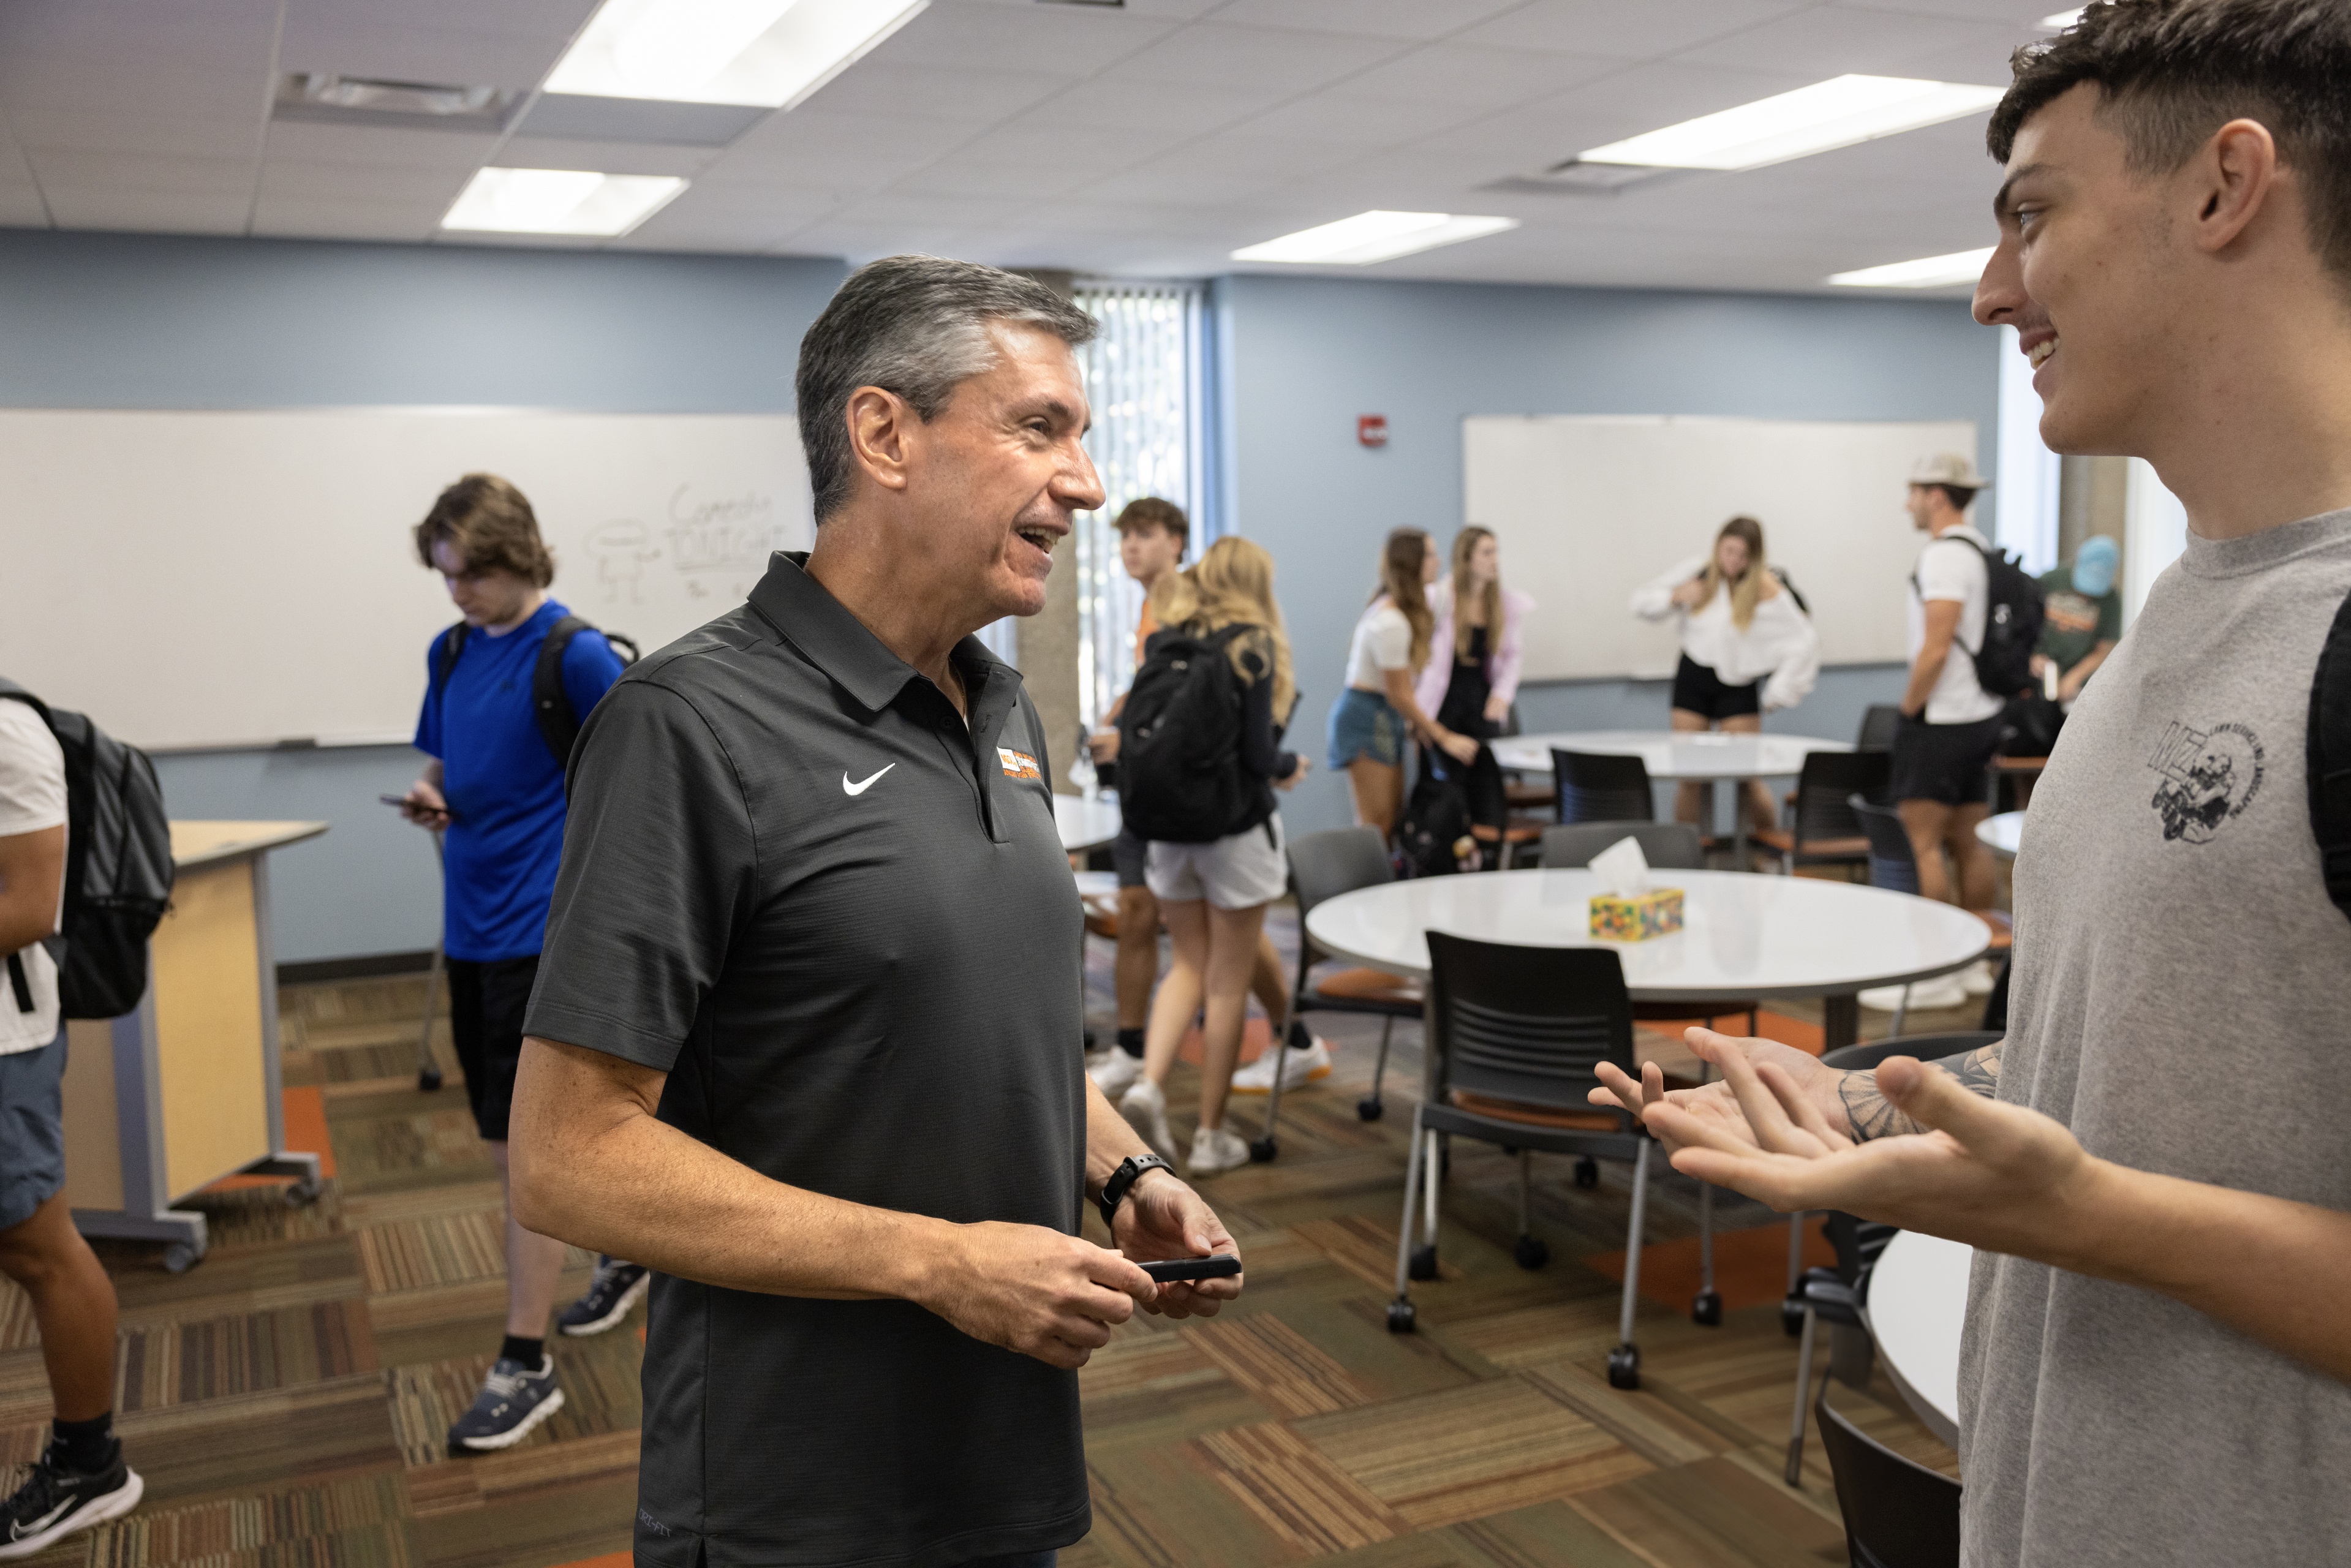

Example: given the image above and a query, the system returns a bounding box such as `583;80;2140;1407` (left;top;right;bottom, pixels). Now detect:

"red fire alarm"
1357;415;1389;448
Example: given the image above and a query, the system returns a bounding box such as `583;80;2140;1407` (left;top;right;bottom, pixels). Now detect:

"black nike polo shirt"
524;551;1088;1568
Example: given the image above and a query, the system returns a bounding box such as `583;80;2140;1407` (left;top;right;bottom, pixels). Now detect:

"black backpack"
0;680;175;1020
1116;625;1263;845
434;616;640;767
1396;770;1472;878
1942;538;2045;699
2304;591;2351;924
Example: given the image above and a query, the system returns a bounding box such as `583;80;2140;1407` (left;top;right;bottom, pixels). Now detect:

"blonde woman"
1417;526;1535;833
1326;528;1477;839
1630;516;1819;830
1119;538;1310;1177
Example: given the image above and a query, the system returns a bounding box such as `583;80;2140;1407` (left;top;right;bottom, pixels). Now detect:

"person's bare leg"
487;1141;567;1341
1720;713;1777;831
1114;884;1161;1032
1348;758;1403;838
1198;903;1270;1134
1248;930;1289;1037
0;1194;118;1420
1898;799;1956;904
1142;899;1209;1088
1669;707;1707;825
1947;803;1996;911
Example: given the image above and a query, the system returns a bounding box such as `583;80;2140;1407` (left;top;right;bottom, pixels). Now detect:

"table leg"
1821;993;1860;1052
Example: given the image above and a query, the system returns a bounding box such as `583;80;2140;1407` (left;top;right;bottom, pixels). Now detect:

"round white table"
1055;794;1123;856
1304;867;1988;1049
1976;810;2024;862
1864;1229;1972;1446
1490;730;1852;867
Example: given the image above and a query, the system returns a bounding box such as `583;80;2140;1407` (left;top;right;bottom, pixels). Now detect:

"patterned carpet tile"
112;1373;404;1507
1199;1419;1413;1557
389;1335;643;1472
1568;1455;1849;1568
326;1110;494;1193
119;1299;379;1412
1180;1312;1379;1420
71;1471;418;1567
180;1183;350;1252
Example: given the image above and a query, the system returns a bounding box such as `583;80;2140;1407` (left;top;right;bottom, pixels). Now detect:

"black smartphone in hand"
1139;1255;1240;1283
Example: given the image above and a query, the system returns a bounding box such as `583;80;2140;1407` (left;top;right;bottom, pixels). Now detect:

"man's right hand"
400;778;451;829
918;1221;1154;1370
1590;1028;1851;1153
1087;729;1120;764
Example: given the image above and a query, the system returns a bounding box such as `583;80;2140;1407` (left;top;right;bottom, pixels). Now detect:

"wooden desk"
61;820;327;1271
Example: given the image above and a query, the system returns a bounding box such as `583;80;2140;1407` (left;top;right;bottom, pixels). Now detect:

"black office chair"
1849;794;2010;1037
1538;820;1702;872
1552;748;1653;825
1816;1390;1962;1567
1855;704;1904;753
1783;1031;1999;1483
1272;827;1424;1154
1388;935;1667;1387
1753;752;1890;876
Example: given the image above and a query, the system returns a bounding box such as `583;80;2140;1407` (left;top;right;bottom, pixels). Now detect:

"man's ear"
845;385;916;496
2191;117;2281;256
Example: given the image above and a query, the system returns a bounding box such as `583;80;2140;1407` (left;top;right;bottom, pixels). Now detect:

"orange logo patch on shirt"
997;747;1041;780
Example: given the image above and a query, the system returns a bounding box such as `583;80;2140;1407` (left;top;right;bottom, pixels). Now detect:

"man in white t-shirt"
0;689;142;1555
1891;453;2004;911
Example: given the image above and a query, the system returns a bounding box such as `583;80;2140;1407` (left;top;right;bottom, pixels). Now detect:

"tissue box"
1589;888;1685;941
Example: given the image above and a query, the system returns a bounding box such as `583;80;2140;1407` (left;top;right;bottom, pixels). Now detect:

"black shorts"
1111;826;1150;891
1889;713;2005;807
447;953;539;1142
1670;654;1760;721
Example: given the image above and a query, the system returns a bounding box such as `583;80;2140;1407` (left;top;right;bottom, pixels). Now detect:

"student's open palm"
1590;1029;1846;1155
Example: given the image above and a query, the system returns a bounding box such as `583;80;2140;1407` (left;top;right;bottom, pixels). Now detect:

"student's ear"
845;385;915;496
2191;117;2281;257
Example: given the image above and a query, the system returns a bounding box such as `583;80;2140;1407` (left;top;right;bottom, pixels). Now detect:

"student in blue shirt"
398;473;631;1453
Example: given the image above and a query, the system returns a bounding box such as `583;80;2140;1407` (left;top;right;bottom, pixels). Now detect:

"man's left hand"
1649;1040;2107;1265
1109;1171;1243;1319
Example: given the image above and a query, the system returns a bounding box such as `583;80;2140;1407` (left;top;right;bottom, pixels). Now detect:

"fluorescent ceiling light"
2040;9;2083;28
441;167;687;235
545;0;928;107
1580;75;2007;172
1231;211;1519;266
1828;246;1995;288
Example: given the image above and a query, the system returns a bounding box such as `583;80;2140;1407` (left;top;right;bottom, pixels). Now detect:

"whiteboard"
1462;415;1979;682
0;409;811;749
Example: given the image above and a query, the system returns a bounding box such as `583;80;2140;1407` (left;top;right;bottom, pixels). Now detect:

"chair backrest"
1856;704;1904;753
1287;826;1393;924
1848;793;1919;894
1816;1392;1963;1568
1541;820;1704;870
1553;748;1654;824
1791;752;1892;848
1426;932;1635;1114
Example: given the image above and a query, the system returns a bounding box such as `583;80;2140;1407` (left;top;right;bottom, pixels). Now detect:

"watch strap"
1098;1154;1172;1229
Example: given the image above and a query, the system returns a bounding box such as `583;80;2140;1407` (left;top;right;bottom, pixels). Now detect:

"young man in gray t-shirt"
1595;3;2351;1561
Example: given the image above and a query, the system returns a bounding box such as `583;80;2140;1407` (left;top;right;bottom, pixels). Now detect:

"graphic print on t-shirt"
998;747;1041;780
2146;718;2266;843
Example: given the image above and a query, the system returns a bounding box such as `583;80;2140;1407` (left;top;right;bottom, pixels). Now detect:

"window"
1071;279;1209;728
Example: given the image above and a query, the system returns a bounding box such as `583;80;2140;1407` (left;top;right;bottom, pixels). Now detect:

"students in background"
0;693;140;1556
401;475;629;1454
1416;526;1533;837
1328;529;1477;839
1119;538;1308;1176
2034;533;2122;704
1631;516;1820;832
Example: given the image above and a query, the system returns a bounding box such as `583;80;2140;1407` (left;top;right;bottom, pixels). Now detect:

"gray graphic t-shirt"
1960;509;2351;1564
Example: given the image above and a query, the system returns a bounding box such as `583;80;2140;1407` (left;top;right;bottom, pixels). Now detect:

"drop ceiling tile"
1455;0;1817;61
1327;41;1620;109
284;0;602;43
611;187;842;252
1092;22;1408;96
39;186;251;233
23;149;255;197
1231;91;1505;148
1076;138;1360;209
1216;0;1524;42
1;68;273;121
247;194;443;240
864;4;1178;74
798;62;1079;124
494;138;717;178
255;159;472;204
1000;75;1297;138
705;110;975;189
0;0;280;72
6;110;260;162
1674;6;2024;78
259;120;500;169
1415;59;1811;168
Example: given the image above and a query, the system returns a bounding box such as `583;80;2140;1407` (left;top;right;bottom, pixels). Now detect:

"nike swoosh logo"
13;1498;72;1539
842;764;894;797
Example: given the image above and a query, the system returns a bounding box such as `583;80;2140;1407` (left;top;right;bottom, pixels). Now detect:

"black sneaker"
557;1257;650;1337
446;1356;564;1454
0;1444;143;1560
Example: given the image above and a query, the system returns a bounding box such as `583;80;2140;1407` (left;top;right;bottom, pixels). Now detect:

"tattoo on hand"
1838;1043;2002;1140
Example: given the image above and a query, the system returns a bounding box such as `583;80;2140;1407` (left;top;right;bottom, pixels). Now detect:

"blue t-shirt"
414;600;626;962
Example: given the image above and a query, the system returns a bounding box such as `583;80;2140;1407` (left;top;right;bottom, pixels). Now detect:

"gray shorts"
0;1030;68;1232
1145;817;1288;910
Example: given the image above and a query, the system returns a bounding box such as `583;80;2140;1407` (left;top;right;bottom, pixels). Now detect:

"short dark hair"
795;255;1098;523
1989;0;2351;283
1112;497;1188;548
415;473;554;587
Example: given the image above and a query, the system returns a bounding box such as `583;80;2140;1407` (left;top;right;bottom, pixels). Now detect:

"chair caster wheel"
1356;1098;1384;1121
1692;1289;1722;1327
162;1241;203;1275
418;1066;443;1092
1248;1137;1277;1164
1782;1297;1807;1336
1513;1235;1549;1270
1606;1344;1640;1390
1387;1300;1417;1333
1408;1243;1438;1281
1574;1157;1599;1189
285;1177;323;1208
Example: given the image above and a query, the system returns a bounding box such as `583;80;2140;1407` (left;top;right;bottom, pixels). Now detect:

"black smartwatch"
1097;1155;1173;1230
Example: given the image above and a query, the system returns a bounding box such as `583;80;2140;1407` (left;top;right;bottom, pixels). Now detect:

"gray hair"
796;255;1098;522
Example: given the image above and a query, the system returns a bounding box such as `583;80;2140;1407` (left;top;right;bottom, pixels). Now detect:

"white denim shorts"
1145;815;1288;911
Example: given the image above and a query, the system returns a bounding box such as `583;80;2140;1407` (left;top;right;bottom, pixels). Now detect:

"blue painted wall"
1215;273;2002;836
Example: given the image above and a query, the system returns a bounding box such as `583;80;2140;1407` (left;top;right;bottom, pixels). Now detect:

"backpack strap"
2305;588;2351;924
533;616;593;767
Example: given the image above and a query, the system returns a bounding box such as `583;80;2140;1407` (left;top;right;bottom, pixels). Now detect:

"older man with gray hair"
508;255;1242;1568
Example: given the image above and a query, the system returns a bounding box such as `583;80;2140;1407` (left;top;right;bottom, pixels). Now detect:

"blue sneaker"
447;1356;564;1454
559;1257;650;1337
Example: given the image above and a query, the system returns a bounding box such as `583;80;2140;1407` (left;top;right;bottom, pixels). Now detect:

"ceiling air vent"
274;74;517;132
1482;160;1683;198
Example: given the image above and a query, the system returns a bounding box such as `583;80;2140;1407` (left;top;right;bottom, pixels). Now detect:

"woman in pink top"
1416;527;1534;837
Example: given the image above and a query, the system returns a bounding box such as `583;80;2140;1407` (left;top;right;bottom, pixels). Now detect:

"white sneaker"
1228;1036;1332;1095
1958;958;1999;997
1187;1125;1251;1177
1086;1048;1141;1099
1119;1079;1175;1159
1859;976;1971;1012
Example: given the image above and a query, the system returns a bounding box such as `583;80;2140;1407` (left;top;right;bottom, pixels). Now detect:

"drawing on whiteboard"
666;485;782;597
584;519;662;605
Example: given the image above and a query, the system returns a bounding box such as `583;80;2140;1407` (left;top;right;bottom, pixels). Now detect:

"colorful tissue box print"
1588;888;1685;941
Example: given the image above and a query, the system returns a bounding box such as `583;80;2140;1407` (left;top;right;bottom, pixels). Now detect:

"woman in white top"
1629;515;1820;832
1326;529;1478;838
